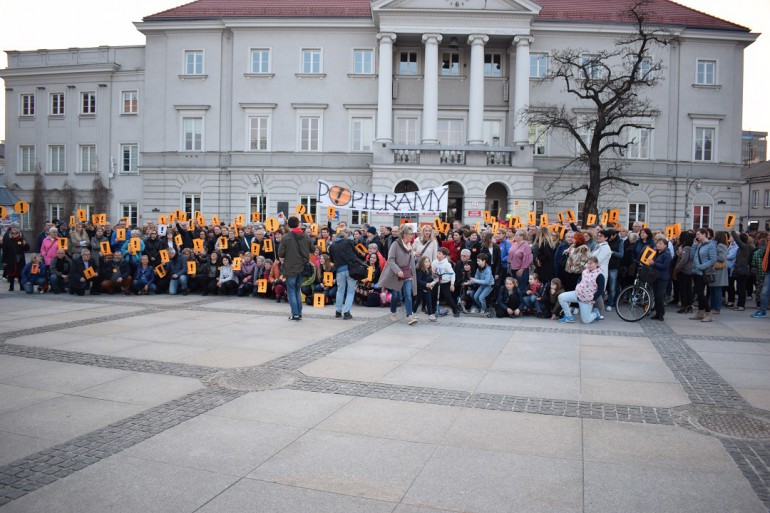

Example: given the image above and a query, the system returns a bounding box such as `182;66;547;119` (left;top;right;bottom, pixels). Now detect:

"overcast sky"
0;0;768;142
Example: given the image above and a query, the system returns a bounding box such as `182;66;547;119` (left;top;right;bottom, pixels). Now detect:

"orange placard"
251;212;261;222
642;221;648;229
601;212;609;225
313;293;325;308
324;271;334;287
218;236;228;249
433;217;442;229
212;215;220;226
159;249;170;263
264;218;279;232
0;206;5;218
586;213;597;226
97;214;107;225
232;257;242;271
527;211;536;226
484;211;491;223
178;212;188;223
310;224;319;237
14;201;29;214
116;228;126;242
355;243;368;256
672;223;682;238
174;234;183;247
557;211;565;224
91;214;99;225
30;263;39;275
187;261;197;275
665;225;676;240
250;242;260;255
257;279;268;293
69;215;76;227
317;239;326;253
540;214;548;227
57;238;69;250
366;266;374;281
609;209;620;224
158;215;168;225
640;246;655;266
234;214;244;227
566;210;577;224
262;239;273;253
169;212;176;223
129;238;141;253
303;214;314;224
154;265;167;278
193;239;204;252
295;204;306;214
124;217;131;229
725;214;736;229
100;241;112;255
327;206;336;218
77;209;87;222
197;215;206;227
440;222;450;235
83;266;96;280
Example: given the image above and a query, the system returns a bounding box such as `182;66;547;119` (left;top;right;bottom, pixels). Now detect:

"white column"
421;33;442;144
467;34;489;145
513;35;533;145
375;33;396;142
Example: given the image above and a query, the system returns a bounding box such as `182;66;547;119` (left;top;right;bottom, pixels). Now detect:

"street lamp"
682;178;702;228
251;170;265;217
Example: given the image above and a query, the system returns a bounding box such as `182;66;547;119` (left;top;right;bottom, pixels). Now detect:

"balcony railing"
389;144;518;167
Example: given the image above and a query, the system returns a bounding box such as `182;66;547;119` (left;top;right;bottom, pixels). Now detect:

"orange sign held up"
257;279;268;293
218;236;228;249
116;229;126;242
193;239;204;252
586;213;597;226
159;249;170;264
83;266;96;280
57;238;69;250
540;214;549;227
313;293;325;308
187;261;197;275
725;214;736;229
251;212;261;222
264;218;279;232
262;239;274;253
251;242;261;255
323;272;334;287
100;241;112;255
14;201;29;214
640;246;656;266
154;265;167;278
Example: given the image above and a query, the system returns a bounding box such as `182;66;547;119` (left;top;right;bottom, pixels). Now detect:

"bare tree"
31;164;46;240
62;181;76;224
92;174;111;218
524;0;674;225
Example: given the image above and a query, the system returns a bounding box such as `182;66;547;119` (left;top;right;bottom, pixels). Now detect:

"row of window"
17;144;138;173
185;47;717;85
751;190;770;209
19;90;138;117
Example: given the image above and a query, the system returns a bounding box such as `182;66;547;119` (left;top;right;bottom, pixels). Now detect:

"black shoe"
335;311;342;319
453;311;460;318
651;316;664;321
343;312;352;320
288;315;301;321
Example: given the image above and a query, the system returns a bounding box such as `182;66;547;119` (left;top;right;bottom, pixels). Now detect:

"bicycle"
615;261;656;322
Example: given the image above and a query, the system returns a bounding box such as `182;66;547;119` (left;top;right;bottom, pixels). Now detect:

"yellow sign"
327;206;336;218
0;206;5;218
317;239;326;253
586;213;597;226
566;210;577;224
100;241;112;255
251;212;261;222
251;242;261;255
262;239;274;253
257;279;268;293
97;214;107;225
169;213;176;223
116;228;126;242
264;218;279;232
601;212;608;225
57;238;69;250
366;266;374;281
159;249;170;263
83;266;96;279
14;201;29;214
158;215;167;225
218;236;228;249
725;214;736;229
609;209;620;224
324;272;334;287
234;214;244;227
69;215;76;227
193;239;204;252
129;238;141;253
527;211;536;226
313;293;325;308
77;209;87;222
154;265;167;278
303;213;314;224
174;234;183;247
355;243;368;256
232;257;242;271
295;204;306;214
310;224;319;237
557;211;565;224
540;214;548;227
640;247;656;266
197;215;206;227
212;215;220;226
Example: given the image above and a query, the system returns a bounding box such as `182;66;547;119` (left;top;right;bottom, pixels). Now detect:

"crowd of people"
1;214;769;324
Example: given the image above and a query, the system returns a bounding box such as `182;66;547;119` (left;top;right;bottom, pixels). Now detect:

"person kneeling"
557;256;604;324
496;276;522;318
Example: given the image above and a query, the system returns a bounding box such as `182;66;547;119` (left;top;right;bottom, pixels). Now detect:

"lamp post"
252;170;265;217
682;178;702;229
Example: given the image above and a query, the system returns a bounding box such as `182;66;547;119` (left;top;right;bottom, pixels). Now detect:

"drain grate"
674;405;770;441
202;367;301;392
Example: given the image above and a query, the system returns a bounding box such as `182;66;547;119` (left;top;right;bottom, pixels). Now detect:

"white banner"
317;180;448;214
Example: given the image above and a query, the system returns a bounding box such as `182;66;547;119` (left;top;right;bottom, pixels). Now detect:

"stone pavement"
0;288;768;513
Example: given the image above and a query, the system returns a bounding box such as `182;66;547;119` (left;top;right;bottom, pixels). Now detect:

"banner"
317;180;448;214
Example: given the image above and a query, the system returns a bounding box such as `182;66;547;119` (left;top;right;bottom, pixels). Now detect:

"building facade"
0;0;758;231
743;131;768;166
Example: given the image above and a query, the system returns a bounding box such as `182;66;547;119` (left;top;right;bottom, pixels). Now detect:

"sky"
0;0;768;142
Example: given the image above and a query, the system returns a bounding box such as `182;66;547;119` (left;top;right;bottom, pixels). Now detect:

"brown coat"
377;238;417;294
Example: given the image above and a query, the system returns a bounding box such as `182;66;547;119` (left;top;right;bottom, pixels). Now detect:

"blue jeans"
335;269;357;314
708;285;723;312
558;290;599;323
169;274;188;295
522;294;542;313
390;279;413;316
23;276;47;294
49;274;65;292
472;285;493;311
134;280;157;294
286;274;303;317
607;268;619;306
759;273;770;313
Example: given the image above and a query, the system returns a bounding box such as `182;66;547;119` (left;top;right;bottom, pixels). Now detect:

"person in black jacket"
328;228;362;320
69;248;101;295
453;248;476;312
496;276;522;318
144;230;164;268
49;249;72;294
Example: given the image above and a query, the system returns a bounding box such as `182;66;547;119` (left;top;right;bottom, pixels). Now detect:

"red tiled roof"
144;0;749;32
145;0;372;19
537;0;749;31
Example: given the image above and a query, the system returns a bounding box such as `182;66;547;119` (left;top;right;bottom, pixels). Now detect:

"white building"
0;0;758;231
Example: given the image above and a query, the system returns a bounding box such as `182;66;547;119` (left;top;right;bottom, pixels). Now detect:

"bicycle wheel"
615;284;653;322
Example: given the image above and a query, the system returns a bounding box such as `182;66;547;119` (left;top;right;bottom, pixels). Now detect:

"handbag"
703;267;716;284
348;258;368;280
398;265;412;280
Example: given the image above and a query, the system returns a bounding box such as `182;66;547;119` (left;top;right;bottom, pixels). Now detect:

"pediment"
372;0;542;16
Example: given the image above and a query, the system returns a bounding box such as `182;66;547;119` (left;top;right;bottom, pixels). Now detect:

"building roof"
144;0;749;32
744;160;770;180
